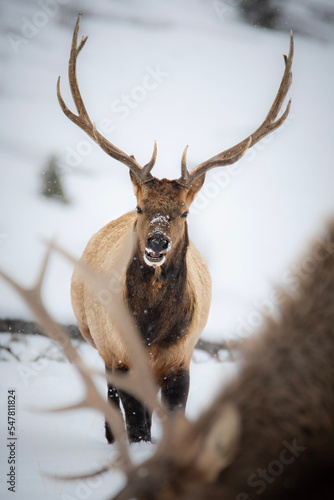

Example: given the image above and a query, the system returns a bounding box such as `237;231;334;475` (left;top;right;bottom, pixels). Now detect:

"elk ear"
130;170;142;196
194;403;240;482
186;174;206;204
172;403;240;483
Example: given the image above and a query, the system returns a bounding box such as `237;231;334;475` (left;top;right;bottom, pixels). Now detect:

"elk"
56;14;293;443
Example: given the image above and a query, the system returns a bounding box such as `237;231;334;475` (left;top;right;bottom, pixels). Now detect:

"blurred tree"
239;0;281;29
41;154;69;204
238;0;334;41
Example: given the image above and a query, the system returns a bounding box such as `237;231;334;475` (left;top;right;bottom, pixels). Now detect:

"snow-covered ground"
0;333;237;499
0;0;334;498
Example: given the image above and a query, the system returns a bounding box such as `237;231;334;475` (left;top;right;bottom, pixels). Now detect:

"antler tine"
178;32;294;187
68;14;89;120
141;140;158;179
180;145;190;184
57;14;155;184
0;252;132;469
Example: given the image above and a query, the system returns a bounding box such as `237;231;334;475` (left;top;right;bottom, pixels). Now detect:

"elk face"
131;173;205;267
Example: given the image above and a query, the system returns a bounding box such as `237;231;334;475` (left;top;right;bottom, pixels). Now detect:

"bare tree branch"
0;319;241;360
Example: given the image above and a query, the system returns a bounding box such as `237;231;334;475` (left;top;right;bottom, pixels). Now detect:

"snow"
148;215;170;227
0;333;234;499
0;0;334;498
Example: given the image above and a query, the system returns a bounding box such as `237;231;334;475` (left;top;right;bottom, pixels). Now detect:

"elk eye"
181;211;189;218
136;206;143;214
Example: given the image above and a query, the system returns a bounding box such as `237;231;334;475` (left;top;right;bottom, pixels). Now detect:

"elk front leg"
113;366;150;443
106;366;151;443
161;368;190;412
119;390;152;443
105;366;121;444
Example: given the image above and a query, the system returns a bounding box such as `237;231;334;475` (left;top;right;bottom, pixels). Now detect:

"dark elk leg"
105;366;122;444
105;366;151;443
119;390;152;443
161;368;190;412
116;365;151;443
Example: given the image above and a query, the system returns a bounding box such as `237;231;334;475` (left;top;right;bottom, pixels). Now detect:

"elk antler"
0;235;168;476
57;14;157;184
0;249;132;469
178;32;294;187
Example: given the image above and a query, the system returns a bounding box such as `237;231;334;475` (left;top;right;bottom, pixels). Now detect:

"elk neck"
125;223;195;348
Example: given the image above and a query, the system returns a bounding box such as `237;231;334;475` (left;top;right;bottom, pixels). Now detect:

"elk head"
130;173;205;267
57;14;293;268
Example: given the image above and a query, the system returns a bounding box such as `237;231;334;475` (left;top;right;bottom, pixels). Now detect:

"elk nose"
147;235;169;253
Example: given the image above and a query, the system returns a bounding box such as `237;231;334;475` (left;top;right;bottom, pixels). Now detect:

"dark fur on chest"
125;234;194;347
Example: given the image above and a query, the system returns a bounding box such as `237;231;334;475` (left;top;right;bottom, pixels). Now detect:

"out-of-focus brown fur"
113;219;334;499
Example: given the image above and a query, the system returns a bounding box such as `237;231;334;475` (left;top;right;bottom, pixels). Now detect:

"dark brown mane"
126;225;194;347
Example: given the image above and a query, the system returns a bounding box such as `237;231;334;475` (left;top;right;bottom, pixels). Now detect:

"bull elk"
57;14;293;443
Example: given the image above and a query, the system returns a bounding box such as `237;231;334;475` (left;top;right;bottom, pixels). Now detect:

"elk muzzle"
144;233;170;267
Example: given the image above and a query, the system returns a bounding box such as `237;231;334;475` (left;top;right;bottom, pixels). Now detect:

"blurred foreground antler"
0;232;241;488
0;232;168;474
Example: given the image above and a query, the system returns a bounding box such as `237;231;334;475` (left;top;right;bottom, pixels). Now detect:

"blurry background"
0;0;334;339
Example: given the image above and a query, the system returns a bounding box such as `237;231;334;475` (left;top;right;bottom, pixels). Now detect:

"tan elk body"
58;15;293;443
71;208;211;380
